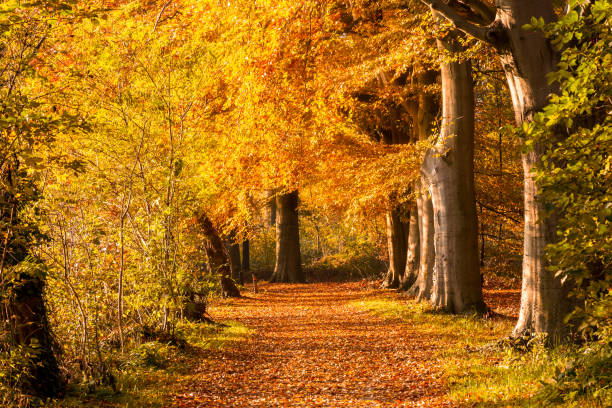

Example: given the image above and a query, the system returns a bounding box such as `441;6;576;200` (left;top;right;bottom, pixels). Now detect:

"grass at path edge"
51;320;253;408
352;297;611;408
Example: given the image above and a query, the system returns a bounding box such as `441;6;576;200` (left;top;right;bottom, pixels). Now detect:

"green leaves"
522;16;547;32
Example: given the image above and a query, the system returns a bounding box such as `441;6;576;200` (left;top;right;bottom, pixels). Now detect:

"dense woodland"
0;0;610;406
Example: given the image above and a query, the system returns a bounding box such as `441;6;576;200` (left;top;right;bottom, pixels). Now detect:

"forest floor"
164;281;521;407
62;279;604;407
56;279;611;407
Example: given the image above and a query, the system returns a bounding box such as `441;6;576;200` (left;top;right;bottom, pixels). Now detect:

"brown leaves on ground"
169;282;466;407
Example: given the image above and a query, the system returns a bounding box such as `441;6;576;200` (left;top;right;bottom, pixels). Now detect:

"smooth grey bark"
385;206;409;288
422;0;571;338
401;202;420;290
421;28;485;313
495;2;570;340
407;70;438;299
409;187;435;300
270;191;304;283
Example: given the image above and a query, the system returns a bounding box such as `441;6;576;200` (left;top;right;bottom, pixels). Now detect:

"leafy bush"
306;253;385;281
0;340;61;407
538;334;612;404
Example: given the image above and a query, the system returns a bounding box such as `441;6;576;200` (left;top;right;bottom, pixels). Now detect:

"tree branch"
152;1;172;33
458;0;496;23
421;0;491;44
477;200;521;224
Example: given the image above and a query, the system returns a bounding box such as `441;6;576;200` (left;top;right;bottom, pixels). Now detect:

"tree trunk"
421;28;485;313
385;206;409;288
197;215;240;297
407;69;438;299
401;202;420;290
423;0;571;340
409;187;435;300
226;232;241;282
267;190;277;227
495;1;571;340
270;191;304;283
3;270;65;398
241;240;249;286
0;161;63;398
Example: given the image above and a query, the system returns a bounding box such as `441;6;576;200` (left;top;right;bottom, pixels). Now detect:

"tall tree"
226;232;242;282
421;27;485;313
0;162;64;398
420;0;571;338
241;240;250;286
385;206;410;288
401;202;420;290
408;71;439;300
270;191;304;283
410;185;436;300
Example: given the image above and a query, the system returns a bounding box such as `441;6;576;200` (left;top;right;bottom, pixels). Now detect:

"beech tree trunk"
226;233;241;282
270;191;304;283
241;240;249;286
495;2;570;339
385;206;409;288
407;70;438;299
197;215;240;297
401;202;420;290
3;271;64;398
423;0;571;340
267;190;277;227
421;28;485;313
409;188;435;300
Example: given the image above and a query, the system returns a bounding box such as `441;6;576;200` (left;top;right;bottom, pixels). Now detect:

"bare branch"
458;0;496;23
152;1;173;33
477;200;521;224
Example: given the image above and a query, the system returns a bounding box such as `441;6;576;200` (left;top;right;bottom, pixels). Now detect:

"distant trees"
270;191;304;283
198;215;241;298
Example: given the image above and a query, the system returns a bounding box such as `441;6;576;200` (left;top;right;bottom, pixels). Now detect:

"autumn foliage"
0;0;610;407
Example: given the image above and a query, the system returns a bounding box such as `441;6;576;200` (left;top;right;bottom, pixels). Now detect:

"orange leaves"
166;282;455;407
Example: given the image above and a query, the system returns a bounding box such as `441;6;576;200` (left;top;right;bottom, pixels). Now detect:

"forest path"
169;281;454;407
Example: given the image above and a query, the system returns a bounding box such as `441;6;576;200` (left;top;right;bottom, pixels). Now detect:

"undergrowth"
353;297;612;407
305;253;386;282
0;320;252;408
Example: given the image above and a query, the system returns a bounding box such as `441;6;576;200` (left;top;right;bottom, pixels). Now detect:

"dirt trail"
170;281;458;407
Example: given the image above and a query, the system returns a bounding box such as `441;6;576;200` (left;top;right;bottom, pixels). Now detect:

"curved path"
169;281;457;407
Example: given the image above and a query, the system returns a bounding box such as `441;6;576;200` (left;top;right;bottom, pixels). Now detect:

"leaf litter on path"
169;282;462;407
